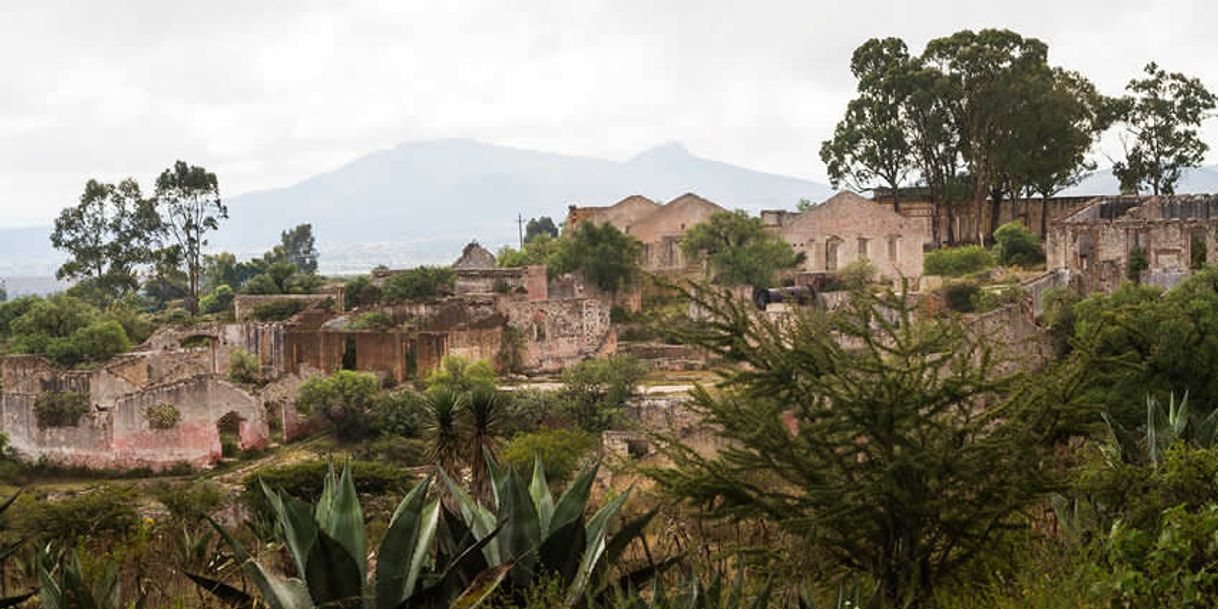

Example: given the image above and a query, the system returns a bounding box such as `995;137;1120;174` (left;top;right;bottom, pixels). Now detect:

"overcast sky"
1;0;1216;227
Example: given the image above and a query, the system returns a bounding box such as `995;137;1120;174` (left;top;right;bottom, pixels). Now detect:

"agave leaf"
405;499;441;599
485;449;508;510
499;469;542;586
262;480;317;579
443;469;502;566
448;561;516;609
551;464;598;536
529;458;555;536
1171;393;1190;439
598;555;684;605
747;578;772;609
305;529;364;609
38;559;62;609
316;461;339;525
602;509;657;569
317;465;368;578
186;572;255;609
538;516;587;584
565;489;632;606
209;516;313;609
414;521;505;608
1197;407;1218;449
0;590;36;609
375;477;433;609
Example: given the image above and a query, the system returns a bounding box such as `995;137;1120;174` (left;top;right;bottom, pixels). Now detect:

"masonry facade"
567;193;726;272
1047;195;1218;293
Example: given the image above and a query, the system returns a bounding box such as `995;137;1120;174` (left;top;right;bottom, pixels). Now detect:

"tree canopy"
154;161;227;315
680;210;803;287
548;222;642;293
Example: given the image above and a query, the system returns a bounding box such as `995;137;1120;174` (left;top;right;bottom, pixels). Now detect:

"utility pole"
517;213;525;249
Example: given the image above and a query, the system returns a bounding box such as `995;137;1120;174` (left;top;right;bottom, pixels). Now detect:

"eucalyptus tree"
154;161;227;315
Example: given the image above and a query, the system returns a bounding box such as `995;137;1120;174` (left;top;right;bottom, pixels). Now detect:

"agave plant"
606;569;858;609
191;463;510;609
1101;392;1218;466
38;546;122;609
444;458;677;607
0;491;35;608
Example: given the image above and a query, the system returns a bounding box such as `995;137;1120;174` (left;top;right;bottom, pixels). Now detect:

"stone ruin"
0;241;618;471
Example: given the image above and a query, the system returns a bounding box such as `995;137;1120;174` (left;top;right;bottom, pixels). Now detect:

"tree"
50;178;163;303
154;161;227;315
381;266;455;302
497;233;558;268
296;370;379;441
680;211;803;287
651;285;1094;607
524;216;559;242
1112;62;1217;195
821;38;915;211
559;355;647;433
549;222;642;294
277;223;319;275
923;29;1054;243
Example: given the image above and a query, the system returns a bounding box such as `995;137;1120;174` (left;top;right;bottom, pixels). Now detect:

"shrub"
348;311;394;330
343;274;381;308
837;259;877;290
44;319;131;367
372;388;429;437
381;266;455;302
993;221;1045;267
1128;246;1148;282
924;245;995;277
504;388;568;432
251;299;304;321
942;281;981;313
199;284;235;315
500;428;598;484
241;459;414;517
150;480;227;523
353;436;428;466
425;355;496;395
559;355;647;432
496;325;526;374
975;285;1027;312
34;391;90;428
227;348;261;384
144;402;181;429
296;370;380;441
12;484;140;543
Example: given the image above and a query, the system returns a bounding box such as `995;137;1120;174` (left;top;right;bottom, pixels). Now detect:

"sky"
1;0;1216;228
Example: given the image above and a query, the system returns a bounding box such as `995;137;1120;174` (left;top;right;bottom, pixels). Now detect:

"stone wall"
233;294;337;322
500;296;614;371
780;192;923;279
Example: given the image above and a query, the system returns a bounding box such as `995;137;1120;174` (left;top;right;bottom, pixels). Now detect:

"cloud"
1;0;1215;226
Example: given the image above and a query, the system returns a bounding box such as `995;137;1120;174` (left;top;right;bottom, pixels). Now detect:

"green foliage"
992;221;1044;267
500;429;597;485
13;485;139;543
349;311;394;330
154;160;227;315
251;298;305;321
382;266;456;302
652;285;1095;607
526;217;559;242
680;211;803;288
7;294;98;355
1105;504;1218;608
1112;62;1217;196
373;388;429;437
498;233;559;268
198;284;235;315
297;370;381;442
38;549;123;609
426;356;497;396
559;355;647;432
34;391;90;428
836;259;876;290
549;222;643;293
1127;246;1148;282
343;274;381;308
151;480;227;524
227;348;261;385
241;460;415;511
942;281;980;312
496;325;526;374
45;319;131;367
142;402;181;430
923;245;994;277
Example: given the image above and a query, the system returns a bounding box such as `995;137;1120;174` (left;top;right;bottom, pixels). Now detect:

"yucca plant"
462;387;506;505
425;388;465;475
444;458;677;607
191;463;510;609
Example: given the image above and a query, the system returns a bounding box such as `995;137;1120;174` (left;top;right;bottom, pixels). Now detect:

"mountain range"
3;138;1218;295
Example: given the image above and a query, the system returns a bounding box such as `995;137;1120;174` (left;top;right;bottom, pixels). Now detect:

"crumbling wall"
781;192;923;279
500;297;614;371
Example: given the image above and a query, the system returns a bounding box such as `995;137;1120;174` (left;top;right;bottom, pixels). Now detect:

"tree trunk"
1040;196;1049;241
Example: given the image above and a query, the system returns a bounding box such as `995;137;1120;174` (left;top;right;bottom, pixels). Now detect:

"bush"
942;282;981;313
34;391;90;428
500;429;598;484
353;436;428;466
296;370;380;441
496;325;526;374
381;266;455;302
425;355;496;395
150;480;227;524
504;388;568;432
144;402;181;429
559;355;647;432
372;388;429;437
924;245;995;277
349;311;394;330
837;259;877;290
241;459;414;517
993;221;1045;267
343;275;381;308
1128;246;1148;282
44;319;131;367
251;299;305;321
12;484;140;543
199;284;235;315
227;348;261;384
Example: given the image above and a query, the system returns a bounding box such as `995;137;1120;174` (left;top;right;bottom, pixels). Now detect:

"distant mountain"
0;139;832;282
1062;164;1218;197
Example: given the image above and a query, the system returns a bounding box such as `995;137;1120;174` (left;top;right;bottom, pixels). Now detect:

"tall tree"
154;161;227;315
652;286;1095;607
1112;62;1217;196
524;216;559;242
549;222;642;294
50;178;162;303
923;29;1053;243
278;223;319;275
681;210;803;287
821;39;914;211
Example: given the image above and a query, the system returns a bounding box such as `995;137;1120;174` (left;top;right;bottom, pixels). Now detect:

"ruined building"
0;242;616;471
566;193;726;272
764;191;924;280
1047;195;1218;293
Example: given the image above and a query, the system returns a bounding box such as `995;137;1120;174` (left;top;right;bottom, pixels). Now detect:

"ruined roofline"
1059;194;1218;224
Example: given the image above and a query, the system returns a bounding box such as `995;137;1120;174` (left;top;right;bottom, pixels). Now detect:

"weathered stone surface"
779;191;923;280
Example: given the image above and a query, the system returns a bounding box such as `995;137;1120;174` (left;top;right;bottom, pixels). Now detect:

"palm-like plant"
444;458;677;606
191;464;509;609
462;387;505;504
425;388;465;475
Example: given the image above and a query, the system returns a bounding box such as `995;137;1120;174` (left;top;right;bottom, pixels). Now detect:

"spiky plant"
444;458;677;606
191;463;509;609
1102;392;1218;466
462;387;505;504
425;388;465;475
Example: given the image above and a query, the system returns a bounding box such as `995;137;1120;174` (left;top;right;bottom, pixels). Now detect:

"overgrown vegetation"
34;391;91;428
382;266;456;302
923;245;994;277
